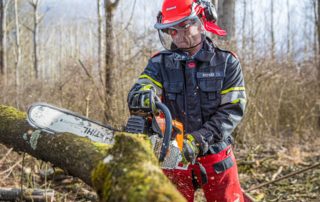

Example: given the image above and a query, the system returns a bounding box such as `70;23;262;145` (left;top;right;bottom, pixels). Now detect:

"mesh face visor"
156;16;204;51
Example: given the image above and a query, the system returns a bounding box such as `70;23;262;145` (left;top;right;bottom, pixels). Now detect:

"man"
128;0;247;201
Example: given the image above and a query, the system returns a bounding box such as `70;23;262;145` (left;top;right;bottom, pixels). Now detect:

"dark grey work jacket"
129;37;246;153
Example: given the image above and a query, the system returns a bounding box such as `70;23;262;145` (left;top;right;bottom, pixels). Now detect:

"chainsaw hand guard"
128;90;160;116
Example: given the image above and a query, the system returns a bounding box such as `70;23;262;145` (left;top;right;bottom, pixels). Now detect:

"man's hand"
182;134;199;164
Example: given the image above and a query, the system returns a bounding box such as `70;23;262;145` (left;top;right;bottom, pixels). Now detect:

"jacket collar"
193;37;215;62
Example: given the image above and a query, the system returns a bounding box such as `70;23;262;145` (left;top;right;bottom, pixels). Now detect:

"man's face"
168;19;203;49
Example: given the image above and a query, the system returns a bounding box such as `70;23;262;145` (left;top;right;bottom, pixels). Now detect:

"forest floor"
0;138;319;202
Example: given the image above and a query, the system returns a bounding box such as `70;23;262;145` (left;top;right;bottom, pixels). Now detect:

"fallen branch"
246;162;320;192
0;187;54;202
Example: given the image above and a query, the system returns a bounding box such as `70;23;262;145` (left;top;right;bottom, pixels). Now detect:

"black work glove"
188;130;209;155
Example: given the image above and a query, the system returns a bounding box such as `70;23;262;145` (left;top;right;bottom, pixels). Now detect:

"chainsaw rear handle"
155;101;172;162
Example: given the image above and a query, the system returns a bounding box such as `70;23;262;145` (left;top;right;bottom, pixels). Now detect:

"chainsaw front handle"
155;101;172;162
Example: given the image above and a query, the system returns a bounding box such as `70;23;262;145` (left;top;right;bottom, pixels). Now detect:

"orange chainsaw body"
155;116;184;151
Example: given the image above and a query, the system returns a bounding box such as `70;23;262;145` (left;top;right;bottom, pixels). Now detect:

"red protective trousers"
163;146;247;202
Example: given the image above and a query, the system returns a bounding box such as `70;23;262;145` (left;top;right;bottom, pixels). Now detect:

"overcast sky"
38;0;315;61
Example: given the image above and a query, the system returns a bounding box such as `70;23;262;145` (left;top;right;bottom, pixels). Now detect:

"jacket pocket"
198;78;223;100
163;81;184;100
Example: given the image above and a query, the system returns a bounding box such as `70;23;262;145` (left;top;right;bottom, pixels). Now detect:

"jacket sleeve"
128;56;163;99
192;54;246;149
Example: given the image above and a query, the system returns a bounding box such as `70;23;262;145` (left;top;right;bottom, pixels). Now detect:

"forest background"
0;0;319;201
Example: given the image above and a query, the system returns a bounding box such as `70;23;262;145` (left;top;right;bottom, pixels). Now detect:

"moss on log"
0;105;186;202
92;133;184;202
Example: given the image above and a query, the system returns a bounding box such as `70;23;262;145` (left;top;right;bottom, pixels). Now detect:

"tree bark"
104;0;119;123
103;0;120;124
0;104;185;202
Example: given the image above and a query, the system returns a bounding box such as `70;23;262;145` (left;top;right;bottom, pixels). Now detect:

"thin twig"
121;0;137;31
20;153;25;201
0;158;22;175
0;148;13;165
78;59;105;111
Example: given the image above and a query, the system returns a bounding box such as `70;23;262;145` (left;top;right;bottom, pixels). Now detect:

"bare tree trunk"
242;0;247;52
14;0;21;108
316;0;320;128
270;0;275;59
0;0;4;76
0;0;8;85
316;0;320;56
250;0;255;61
97;0;104;81
29;0;40;79
0;104;185;202
104;0;120;123
217;0;236;40
287;0;291;58
313;0;318;57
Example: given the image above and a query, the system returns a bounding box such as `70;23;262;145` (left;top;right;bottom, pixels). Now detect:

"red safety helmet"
154;0;226;36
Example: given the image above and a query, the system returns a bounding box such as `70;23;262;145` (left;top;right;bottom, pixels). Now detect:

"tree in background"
104;0;120;123
0;0;9;84
13;0;21;108
287;0;291;58
97;0;104;82
216;0;235;40
28;0;41;79
270;0;275;59
317;0;320;56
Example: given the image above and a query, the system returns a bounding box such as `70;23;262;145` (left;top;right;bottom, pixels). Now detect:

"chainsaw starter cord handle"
155;101;172;162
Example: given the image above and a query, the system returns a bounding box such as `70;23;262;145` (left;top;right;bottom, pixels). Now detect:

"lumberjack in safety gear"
128;0;248;201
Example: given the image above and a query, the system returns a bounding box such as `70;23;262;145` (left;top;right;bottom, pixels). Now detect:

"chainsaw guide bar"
27;103;186;169
27;103;115;144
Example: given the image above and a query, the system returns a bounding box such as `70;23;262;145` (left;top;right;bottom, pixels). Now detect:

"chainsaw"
27;92;186;169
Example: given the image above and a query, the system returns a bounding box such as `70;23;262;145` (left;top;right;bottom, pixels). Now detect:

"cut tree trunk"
0;105;185;202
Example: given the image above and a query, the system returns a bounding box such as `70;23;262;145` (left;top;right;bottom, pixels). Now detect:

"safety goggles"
157;17;204;51
164;18;199;36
